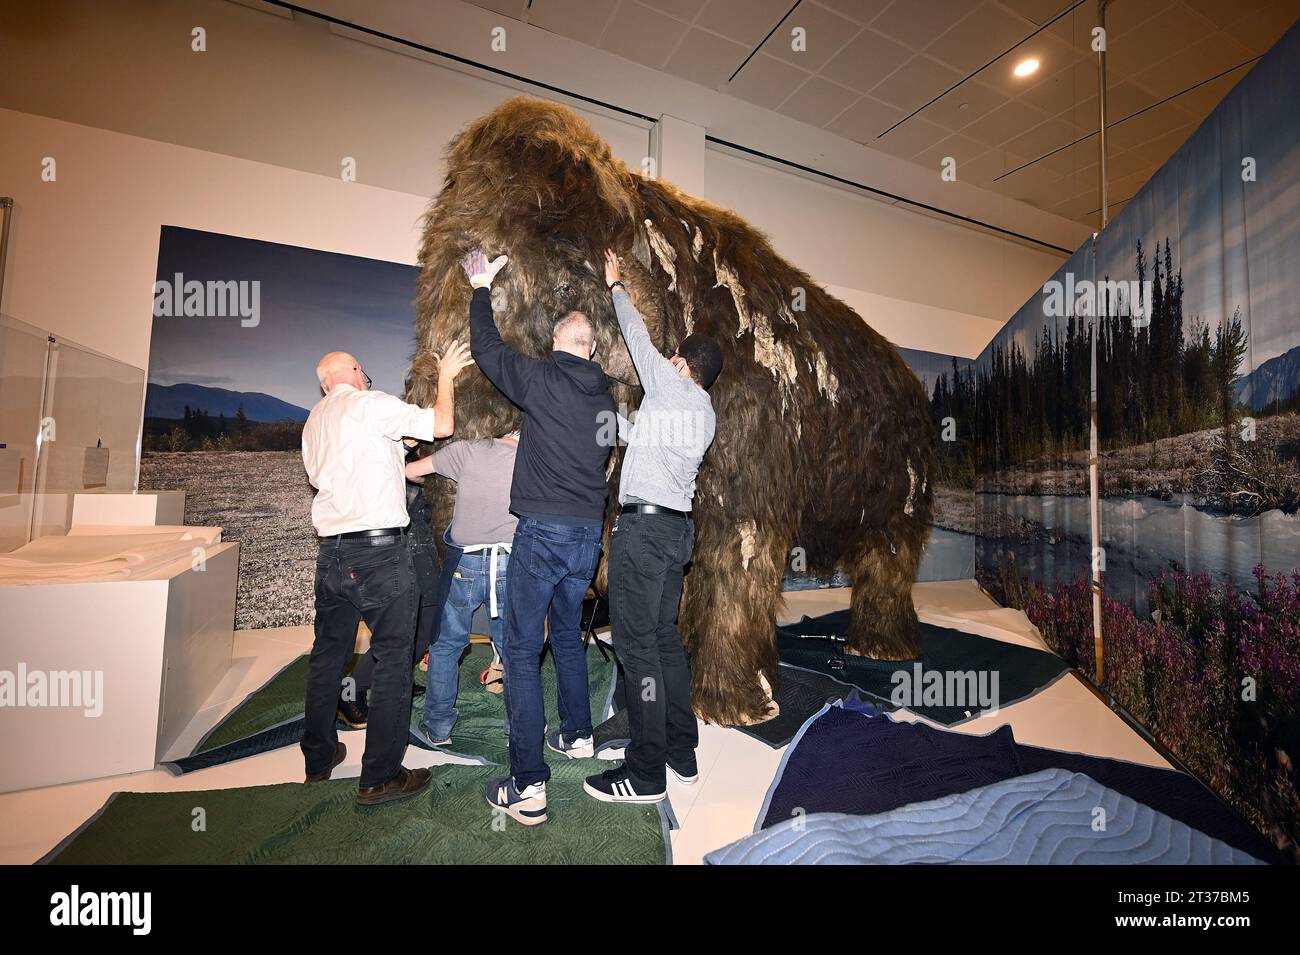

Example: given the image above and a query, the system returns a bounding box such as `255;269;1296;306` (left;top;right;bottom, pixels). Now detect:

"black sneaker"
667;754;699;785
583;766;665;804
337;692;369;729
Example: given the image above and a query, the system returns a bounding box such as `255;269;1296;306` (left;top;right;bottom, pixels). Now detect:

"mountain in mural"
145;382;309;422
1235;344;1300;412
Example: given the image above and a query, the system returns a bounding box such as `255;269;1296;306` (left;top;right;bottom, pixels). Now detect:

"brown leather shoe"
305;741;346;782
356;766;432;806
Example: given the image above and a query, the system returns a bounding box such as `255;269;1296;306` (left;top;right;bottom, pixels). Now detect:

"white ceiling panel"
457;0;1300;225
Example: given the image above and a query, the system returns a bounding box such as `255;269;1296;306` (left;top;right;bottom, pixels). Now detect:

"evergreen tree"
973;238;1248;478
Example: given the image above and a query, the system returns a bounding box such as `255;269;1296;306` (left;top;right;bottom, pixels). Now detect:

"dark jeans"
608;511;698;789
352;540;461;694
304;536;417;788
501;516;602;788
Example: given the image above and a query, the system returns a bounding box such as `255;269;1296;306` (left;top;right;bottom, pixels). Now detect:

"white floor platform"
0;579;1168;865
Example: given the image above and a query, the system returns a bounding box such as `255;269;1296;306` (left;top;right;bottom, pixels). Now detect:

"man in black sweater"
462;249;615;826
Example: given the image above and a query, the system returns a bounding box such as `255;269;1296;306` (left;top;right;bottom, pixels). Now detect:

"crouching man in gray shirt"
583;249;721;805
404;434;519;745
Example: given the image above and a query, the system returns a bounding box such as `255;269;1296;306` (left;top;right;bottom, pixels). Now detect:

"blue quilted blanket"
708;768;1264;864
756;700;1278;861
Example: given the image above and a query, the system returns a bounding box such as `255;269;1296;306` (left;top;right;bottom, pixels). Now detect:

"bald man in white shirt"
301;345;471;806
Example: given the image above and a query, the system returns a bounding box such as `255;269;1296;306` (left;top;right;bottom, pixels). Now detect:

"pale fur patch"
713;251;752;338
814;351;840;405
737;519;757;571
716;251;799;409
645;218;678;292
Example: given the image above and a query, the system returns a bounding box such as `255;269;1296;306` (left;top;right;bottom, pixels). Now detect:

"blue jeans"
421;547;508;739
502;516;603;788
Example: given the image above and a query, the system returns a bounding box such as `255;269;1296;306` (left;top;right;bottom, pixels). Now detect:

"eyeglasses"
361;369;373;390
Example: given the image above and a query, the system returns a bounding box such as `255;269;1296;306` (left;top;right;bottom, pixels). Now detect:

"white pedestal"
71;490;185;528
0;541;237;793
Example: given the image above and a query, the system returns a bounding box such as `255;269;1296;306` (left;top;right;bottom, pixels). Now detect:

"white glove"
461;249;509;289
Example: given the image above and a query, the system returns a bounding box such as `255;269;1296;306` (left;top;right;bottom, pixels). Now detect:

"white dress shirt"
302;383;438;537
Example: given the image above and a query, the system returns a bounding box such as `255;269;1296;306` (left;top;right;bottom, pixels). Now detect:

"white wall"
0;107;429;370
0;0;1068;376
304;0;1088;254
0;0;652;201
702;148;1055;356
0;101;647;372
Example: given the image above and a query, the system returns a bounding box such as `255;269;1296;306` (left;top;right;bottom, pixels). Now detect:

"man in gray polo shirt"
583;250;722;805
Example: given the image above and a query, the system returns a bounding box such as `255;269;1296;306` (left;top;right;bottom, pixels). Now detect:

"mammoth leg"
680;513;789;726
844;519;925;660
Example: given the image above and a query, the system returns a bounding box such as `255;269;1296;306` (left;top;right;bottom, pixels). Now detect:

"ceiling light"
1013;58;1040;78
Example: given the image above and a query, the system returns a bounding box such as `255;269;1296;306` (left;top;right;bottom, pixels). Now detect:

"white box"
0;540;237;792
71;490;185;528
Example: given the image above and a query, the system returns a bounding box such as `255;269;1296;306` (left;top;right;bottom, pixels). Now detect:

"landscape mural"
976;22;1300;860
900;346;977;582
141;226;420;629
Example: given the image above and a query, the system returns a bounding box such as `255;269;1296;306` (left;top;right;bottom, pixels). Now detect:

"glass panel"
28;332;145;540
0;315;50;552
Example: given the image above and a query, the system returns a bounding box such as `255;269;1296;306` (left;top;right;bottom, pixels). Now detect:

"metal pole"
1097;1;1112;229
0;197;14;314
1090;0;1112;682
1089;282;1103;682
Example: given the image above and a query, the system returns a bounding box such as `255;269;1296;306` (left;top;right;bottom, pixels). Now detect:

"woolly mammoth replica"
408;98;934;725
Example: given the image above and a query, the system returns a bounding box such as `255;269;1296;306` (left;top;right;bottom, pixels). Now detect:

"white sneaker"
546;730;594;759
484;776;548;826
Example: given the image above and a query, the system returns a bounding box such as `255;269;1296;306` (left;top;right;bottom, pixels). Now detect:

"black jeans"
608;510;698;789
351;539;460;694
304;536;417;788
351;600;437;695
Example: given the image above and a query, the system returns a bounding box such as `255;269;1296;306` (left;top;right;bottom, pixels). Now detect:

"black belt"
620;503;688;518
321;526;407;545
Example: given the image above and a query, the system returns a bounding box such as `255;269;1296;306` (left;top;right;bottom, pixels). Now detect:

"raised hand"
604;249;622;288
461;248;509;289
436;339;474;380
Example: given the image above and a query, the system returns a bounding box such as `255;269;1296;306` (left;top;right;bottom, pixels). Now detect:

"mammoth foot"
691;669;782;727
722;672;780;726
845;592;922;661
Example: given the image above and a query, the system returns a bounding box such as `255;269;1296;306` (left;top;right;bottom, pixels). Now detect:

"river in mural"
979;492;1300;618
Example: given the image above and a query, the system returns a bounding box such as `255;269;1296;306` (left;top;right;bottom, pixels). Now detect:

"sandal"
480;660;505;695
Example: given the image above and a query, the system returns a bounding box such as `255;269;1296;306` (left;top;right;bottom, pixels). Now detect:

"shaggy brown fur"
408;98;934;725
